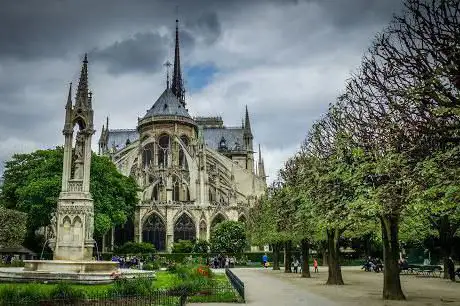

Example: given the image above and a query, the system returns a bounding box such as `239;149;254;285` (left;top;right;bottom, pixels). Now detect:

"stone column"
83;133;92;193
61;132;73;192
134;208;141;243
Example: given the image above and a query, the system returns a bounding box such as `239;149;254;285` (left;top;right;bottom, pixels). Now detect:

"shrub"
108;277;154;297
0;284;43;304
49;282;87;302
115;242;155;255
193;240;210;253
172;240;194;253
143;261;159;271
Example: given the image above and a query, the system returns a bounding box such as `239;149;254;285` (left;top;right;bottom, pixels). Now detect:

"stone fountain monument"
0;55;151;283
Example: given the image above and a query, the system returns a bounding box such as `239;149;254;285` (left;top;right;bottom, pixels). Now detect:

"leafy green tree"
210;221;247;254
0;207;27;247
1;148;138;248
408;146;460;277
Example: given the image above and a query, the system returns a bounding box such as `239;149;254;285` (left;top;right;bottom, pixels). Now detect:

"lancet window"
158;135;170;167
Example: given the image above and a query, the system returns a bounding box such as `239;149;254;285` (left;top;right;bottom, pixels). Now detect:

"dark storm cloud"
0;0;406;180
90;32;169;75
303;0;404;28
186;12;222;45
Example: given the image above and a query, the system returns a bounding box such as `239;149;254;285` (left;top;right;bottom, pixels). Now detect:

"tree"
210;221;247;254
1;148;139;249
0;207;27;248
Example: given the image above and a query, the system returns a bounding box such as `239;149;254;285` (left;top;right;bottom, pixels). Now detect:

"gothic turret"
243;106;254;172
258;144;266;181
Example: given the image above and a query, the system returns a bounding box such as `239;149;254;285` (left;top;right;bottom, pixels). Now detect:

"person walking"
447;257;456;282
313;258;319;273
262;253;268;268
293;259;299;273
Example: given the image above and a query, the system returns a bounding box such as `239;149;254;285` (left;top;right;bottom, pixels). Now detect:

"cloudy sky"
0;0;404;182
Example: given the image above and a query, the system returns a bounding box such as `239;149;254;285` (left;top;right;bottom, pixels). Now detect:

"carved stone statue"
74;132;85;179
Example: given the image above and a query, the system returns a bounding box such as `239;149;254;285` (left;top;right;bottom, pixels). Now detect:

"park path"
188;268;338;306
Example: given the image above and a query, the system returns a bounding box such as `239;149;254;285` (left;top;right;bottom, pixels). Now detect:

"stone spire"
75;54;89;108
258;144;266;179
243;106;254;172
66;82;72;109
171;19;185;107
244;105;253;137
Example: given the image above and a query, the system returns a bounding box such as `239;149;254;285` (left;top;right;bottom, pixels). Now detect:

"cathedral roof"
144;88;191;119
203;127;246;152
107;129;139;151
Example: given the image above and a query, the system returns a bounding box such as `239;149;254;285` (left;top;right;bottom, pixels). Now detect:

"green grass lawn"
0;270;242;303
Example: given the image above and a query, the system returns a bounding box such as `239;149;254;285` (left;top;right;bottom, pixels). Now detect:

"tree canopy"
210;221;247;254
0;147;139;239
248;0;460;300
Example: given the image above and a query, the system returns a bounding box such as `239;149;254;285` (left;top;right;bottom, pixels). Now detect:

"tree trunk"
272;242;280;270
284;241;292;273
326;228;344;285
381;215;405;300
438;215;453;279
301;238;311;278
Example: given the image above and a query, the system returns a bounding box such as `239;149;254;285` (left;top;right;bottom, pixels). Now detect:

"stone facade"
98;20;267;252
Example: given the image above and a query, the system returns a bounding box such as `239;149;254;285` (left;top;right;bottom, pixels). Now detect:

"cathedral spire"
244;105;253;137
171;19;185;107
258;144;266;180
75;53;89;108
66;82;72;109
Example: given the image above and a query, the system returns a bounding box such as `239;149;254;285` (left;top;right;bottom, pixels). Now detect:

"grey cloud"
0;0;404;179
90;32;169;75
186;12;222;45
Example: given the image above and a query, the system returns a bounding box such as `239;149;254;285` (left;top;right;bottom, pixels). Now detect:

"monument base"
24;260;116;273
0;260;154;284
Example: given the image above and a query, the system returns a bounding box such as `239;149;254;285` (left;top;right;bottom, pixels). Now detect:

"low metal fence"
225;268;245;302
1;290;186;306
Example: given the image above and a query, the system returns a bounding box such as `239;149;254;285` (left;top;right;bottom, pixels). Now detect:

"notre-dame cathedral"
97;20;267;252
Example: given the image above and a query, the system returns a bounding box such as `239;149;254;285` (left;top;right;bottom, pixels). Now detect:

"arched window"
142;214;166;251
158;135;170;167
173;182;180;201
179;135;189;169
174;214;196;242
142;143;155;168
238;215;247;223
211;213;226;229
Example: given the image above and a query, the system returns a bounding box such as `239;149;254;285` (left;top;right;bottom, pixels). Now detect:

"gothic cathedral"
97;20;267;252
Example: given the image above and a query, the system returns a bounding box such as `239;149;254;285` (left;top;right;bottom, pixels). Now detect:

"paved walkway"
188;268;338;306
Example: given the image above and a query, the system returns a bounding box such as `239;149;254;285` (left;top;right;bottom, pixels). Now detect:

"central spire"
171;19;185;107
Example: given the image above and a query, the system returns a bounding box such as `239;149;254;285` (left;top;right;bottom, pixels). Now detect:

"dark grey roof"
108;129;139;151
144;88;191;119
203;127;245;151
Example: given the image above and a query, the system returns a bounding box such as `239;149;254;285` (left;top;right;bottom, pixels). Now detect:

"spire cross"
164;61;172;89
